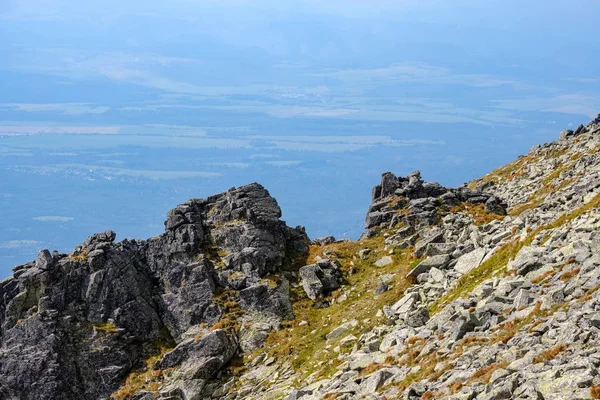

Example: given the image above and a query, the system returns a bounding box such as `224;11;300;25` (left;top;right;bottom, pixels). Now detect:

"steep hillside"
2;116;600;400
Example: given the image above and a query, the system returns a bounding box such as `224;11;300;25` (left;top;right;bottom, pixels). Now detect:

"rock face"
0;183;309;400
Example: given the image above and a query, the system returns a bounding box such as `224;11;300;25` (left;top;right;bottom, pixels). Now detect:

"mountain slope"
225;116;600;400
2;117;600;400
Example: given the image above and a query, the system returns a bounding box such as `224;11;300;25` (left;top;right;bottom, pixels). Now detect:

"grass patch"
93;322;120;334
591;385;600;399
577;284;600;303
531;270;554;284
111;341;174;399
70;249;88;262
559;268;580;282
358;362;386;376
421;391;437;400
201;244;229;268
381;338;455;393
449;381;463;394
490;302;542;344
450;203;505;226
508;199;544;217
252;234;417;381
468;360;509;384
209;287;244;333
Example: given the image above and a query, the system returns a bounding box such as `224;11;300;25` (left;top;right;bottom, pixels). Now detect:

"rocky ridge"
0;183;309;400
2;116;600;400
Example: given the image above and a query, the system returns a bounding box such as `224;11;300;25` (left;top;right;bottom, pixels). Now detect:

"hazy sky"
2;0;600;125
1;0;599;274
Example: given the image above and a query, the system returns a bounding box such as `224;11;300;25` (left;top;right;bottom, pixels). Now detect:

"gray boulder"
454;248;487;275
558;129;575;142
159;329;238;382
407;255;451;278
299;260;342;300
239;279;293;320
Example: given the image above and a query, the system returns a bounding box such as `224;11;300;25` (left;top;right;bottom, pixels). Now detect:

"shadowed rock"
0;183;308;400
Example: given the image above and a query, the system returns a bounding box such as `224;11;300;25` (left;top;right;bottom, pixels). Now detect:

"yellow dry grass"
533;344;568;364
252;234;417;381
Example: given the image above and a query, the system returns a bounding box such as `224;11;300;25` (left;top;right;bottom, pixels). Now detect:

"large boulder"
239;279;293;320
406;254;450;278
453;248;487;275
158;329;238;375
299;260;343;300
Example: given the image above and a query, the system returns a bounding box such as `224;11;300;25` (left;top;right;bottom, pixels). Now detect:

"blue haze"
1;0;599;276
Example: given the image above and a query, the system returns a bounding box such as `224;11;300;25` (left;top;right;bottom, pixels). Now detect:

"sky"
1;0;599;276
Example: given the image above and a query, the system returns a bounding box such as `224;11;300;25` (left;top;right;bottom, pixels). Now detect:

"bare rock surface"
0;183;309;400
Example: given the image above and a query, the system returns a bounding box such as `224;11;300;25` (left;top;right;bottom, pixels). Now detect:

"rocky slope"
3;116;600;400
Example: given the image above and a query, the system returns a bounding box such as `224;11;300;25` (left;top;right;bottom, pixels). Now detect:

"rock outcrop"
299;260;343;300
364;170;507;234
0;183;309;400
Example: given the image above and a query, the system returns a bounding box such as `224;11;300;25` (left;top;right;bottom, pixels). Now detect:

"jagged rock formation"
364;170;506;233
4;116;600;400
0;183;309;400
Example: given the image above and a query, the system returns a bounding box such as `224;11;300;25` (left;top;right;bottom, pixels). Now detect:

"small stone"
326;320;358;341
264;356;276;366
358;248;372;259
374;256;393;267
340;335;358;346
391;292;419;314
375;281;389;294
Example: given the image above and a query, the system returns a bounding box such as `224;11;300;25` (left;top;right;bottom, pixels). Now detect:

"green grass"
431;191;600;315
248;234;418;381
93;322;120;333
